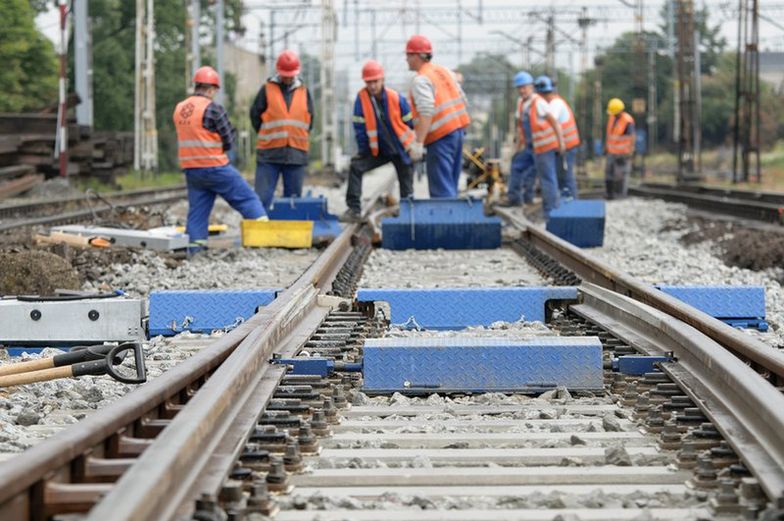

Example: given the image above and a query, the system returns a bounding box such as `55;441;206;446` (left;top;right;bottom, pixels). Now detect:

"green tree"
0;0;58;112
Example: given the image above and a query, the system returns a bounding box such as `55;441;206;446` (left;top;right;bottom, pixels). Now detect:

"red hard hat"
406;35;432;54
193;66;220;88
276;50;301;77
362;60;384;81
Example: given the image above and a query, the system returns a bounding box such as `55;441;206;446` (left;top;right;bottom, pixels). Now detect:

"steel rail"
572;283;784;501
628;184;784;224
638;182;784;205
497;207;784;384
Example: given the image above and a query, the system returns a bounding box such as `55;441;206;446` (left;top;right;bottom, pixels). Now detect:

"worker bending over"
342;60;416;223
173;66;266;253
535;75;580;199
604;98;635;199
405;35;470;198
250;50;314;209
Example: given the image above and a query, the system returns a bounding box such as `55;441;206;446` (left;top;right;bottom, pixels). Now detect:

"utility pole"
675;0;699;181
320;0;337;172
457;0;463;65
187;0;200;91
577;8;595;168
354;0;360;60
733;0;761;183
74;0;92;127
545;14;555;77
668;0;679;144
55;0;69;178
134;0;157;172
215;0;225;105
370;10;377;58
647;39;657;158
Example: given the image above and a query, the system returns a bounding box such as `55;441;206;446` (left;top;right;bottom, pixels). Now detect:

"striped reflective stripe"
260;119;310;130
178;140;223;148
434;97;464;113
532;128;554;138
257;131;290;141
180;154;228;160
535;135;557;146
352;115;365;123
366;130;378;137
401;113;413;122
429;107;468;132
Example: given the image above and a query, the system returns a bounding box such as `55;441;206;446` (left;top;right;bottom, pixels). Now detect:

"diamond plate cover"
381;198;502;250
356;287;578;329
362;336;603;393
546;200;605;248
656;285;765;319
268;197;343;240
148;289;278;336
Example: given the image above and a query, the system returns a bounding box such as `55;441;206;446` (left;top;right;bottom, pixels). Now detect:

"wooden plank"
0;165;34;180
276;508;709;521
321;432;648;449
292;466;689;487
0;174;44;200
0;136;19;155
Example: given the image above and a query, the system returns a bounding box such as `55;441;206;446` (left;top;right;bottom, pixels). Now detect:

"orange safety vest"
528;94;559;155
606;111;635;155
173;95;229;170
358;88;415;156
256;82;311;152
409;63;470;145
554;95;581;150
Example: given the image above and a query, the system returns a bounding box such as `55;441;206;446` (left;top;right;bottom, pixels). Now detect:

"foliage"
0;0;57;111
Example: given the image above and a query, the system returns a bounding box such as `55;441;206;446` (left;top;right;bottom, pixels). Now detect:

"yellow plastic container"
241;220;313;249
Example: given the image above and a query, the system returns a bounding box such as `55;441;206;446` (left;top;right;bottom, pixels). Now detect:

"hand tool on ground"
35;231;111;248
0;342;146;387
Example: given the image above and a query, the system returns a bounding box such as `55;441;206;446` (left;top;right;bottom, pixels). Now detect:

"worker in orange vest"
604;98;636;199
250;50;314;209
535;75;580;199
341;60;416;223
173;66;266;253
405;35;471;198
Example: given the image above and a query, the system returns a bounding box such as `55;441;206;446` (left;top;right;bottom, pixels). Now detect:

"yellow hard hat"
607;98;625;115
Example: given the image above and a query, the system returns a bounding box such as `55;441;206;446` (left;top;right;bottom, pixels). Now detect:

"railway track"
1;192;783;520
0;185;187;232
628;182;784;224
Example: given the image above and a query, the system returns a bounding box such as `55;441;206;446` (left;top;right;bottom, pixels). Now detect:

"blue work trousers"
425;129;464;198
557;148;578;199
531;150;561;219
508;149;535;205
255;162;306;210
185;164;265;245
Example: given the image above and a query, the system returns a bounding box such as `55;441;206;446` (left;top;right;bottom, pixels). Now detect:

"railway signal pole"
320;0;337;173
133;0;158;172
733;0;761;183
675;0;700;182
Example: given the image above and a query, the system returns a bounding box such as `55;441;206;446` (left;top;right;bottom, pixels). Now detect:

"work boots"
339;209;365;224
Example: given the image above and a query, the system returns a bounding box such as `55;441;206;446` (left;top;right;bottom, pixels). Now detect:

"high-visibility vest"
554;95;581;150
606;111;635;155
357;88;415;156
173;95;229;170
410;63;470;145
528;94;559;155
256;82;311;152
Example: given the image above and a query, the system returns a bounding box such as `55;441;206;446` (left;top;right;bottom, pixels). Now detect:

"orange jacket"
528;94;559;155
410;63;470;145
606;112;635;155
554;95;581;150
358;88;416;156
256;82;311;152
173;95;229;169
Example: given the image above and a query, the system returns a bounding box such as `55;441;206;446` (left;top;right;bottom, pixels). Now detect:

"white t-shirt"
517;95;551;121
547;97;570;124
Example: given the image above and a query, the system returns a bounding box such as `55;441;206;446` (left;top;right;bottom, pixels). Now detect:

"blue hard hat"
514;71;533;87
535;75;554;93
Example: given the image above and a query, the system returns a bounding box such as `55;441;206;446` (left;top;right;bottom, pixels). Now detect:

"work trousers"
255;161;306;210
346;154;413;213
508;148;535;205
557;148;578;199
425;129;464;198
524;149;561;220
605;154;631;199
185;164;265;246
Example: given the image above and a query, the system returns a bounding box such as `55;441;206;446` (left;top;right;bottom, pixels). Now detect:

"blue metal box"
148;289;278;336
356;287;578;329
268;196;343;240
381;198;501;250
362;336;603;393
656;285;767;331
546;200;605;248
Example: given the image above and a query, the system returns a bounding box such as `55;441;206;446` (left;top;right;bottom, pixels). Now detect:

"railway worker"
174;66;267;253
250;49;314;210
535;75;580;199
502;71;565;220
604;98;636;199
501;72;537;208
341;60;416;223
405;35;471;198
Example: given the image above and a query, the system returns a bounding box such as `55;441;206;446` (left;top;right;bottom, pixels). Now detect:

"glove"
408;141;424;161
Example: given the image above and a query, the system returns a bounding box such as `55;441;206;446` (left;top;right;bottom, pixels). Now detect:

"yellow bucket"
241;220;313;249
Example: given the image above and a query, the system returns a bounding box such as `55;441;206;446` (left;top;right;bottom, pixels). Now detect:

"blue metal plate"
362;336;603;393
356;287;578;330
382;198;502;250
148;289;278;336
268;196;343;240
546;200;605;248
656;285;766;320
